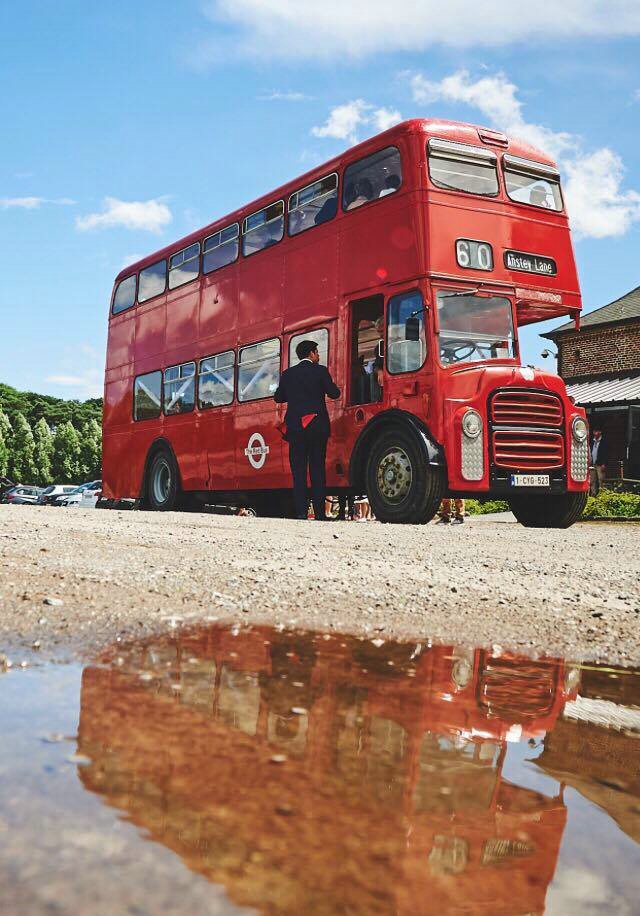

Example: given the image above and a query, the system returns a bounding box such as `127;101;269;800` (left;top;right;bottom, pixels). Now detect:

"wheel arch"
139;437;183;504
349;409;445;490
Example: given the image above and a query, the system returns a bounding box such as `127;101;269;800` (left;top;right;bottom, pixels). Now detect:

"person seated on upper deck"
378;174;401;198
529;184;550;208
346;178;374;211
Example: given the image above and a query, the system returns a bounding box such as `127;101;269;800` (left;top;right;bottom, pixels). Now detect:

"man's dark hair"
296;339;318;360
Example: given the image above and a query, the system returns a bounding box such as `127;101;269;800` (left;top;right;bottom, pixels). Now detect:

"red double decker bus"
103;118;589;526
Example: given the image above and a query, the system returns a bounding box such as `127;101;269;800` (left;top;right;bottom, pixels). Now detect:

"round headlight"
462;409;483;439
572;417;588;442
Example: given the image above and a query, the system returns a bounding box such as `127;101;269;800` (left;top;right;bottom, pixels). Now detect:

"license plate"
510;474;550;487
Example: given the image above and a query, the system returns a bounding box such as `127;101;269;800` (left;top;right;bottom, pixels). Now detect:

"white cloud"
45;371;103;399
312;100;402;145
257;90;312;102
204;1;640;59
0;196;75;209
563;148;640;238
76;197;172;233
410;69;640;239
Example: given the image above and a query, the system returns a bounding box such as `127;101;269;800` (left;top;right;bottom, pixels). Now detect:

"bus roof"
115;118;559;283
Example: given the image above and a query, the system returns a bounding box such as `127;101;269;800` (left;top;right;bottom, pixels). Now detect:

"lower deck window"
164;362;196;415
134;371;162;420
387;291;426;374
199;351;235;408
289;328;329;367
238;338;280;402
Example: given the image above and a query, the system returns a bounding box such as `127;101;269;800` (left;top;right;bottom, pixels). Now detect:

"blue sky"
1;1;639;399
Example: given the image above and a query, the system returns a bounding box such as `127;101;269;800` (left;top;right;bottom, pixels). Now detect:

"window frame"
133;370;163;422
197;349;236;410
203;222;240;275
138;258;168;304
502;153;564;212
168;242;201;290
386;289;428;376
288;327;330;368
111;274;138;316
287;173;339;238
427;138;500;199
242;200;285;258
342;145;403;214
237;336;281;403
163;361;197;416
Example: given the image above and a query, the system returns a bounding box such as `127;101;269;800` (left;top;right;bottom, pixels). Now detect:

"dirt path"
0;505;638;666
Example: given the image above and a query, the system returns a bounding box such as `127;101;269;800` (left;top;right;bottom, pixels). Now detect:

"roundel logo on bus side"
244;432;270;469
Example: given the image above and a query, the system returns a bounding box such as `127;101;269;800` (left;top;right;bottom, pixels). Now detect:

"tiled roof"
566;374;640;405
544;285;640;337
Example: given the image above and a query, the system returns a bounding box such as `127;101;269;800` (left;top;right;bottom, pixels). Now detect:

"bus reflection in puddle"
75;625;639;915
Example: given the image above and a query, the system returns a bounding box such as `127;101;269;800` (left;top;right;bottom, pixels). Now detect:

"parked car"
59;480;102;508
38;485;78;506
1;485;44;505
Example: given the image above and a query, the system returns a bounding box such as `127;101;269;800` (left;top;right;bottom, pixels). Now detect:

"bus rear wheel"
146;448;179;511
366;428;445;524
508;491;588;528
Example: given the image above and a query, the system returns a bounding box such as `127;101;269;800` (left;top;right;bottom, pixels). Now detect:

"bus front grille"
492;430;565;471
491;389;563;428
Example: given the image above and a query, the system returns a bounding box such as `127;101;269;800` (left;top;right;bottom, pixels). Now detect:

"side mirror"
376;339;384;360
405;316;421;341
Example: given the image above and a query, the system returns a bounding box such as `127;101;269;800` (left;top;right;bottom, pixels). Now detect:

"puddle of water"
1;626;639;915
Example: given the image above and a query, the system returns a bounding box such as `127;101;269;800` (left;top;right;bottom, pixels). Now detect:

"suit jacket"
591;436;609;467
274;360;340;432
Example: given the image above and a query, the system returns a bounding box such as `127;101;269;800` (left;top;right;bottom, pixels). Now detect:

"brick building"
543;285;640;480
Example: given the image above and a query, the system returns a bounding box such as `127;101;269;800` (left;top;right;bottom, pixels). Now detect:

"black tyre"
508;491;588;528
365;427;446;524
146;448;179;511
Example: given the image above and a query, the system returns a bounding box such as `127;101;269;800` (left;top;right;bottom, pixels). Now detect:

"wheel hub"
152;459;171;504
377;448;412;503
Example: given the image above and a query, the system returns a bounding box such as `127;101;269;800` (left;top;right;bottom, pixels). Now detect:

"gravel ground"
0;505;638;666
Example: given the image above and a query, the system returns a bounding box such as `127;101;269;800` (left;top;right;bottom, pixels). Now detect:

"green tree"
51;421;81;483
33;417;54;485
78;418;102;480
9;413;37;483
0;408;12;478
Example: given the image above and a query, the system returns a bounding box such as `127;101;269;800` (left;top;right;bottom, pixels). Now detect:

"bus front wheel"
366;428;445;524
508;491;588;528
146;448;179;511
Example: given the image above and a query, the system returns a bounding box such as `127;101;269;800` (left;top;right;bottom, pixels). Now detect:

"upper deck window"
289;174;338;236
138;259;167;303
169;243;200;290
427;139;499;197
503;154;563;211
343;146;402;211
203;223;239;274
242;202;284;257
112;275;137;315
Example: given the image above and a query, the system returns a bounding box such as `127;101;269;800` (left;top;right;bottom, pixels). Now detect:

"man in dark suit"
590;425;608;494
274;340;340;520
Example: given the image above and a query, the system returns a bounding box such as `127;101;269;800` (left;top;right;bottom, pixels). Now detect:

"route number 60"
456;239;494;271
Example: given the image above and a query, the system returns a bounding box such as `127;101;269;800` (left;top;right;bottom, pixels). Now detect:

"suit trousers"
287;421;329;519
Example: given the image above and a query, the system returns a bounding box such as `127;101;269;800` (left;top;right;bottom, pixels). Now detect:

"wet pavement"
1;623;639;915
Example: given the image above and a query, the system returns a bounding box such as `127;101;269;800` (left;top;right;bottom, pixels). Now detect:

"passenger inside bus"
350;299;384;404
345;178;374;211
379;174;401;198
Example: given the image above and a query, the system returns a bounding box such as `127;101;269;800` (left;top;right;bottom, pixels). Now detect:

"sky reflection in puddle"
2;624;640;914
